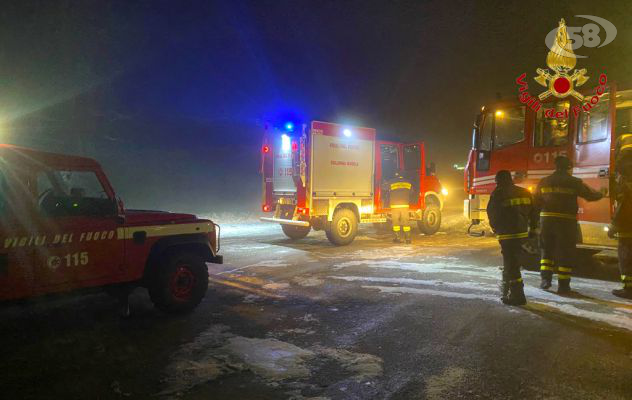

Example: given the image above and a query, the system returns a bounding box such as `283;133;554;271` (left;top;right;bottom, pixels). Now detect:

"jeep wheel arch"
142;234;214;285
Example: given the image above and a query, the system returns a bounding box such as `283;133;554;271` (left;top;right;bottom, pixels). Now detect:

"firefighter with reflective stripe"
609;161;632;299
534;156;603;294
615;133;632;174
388;172;412;244
487;170;537;305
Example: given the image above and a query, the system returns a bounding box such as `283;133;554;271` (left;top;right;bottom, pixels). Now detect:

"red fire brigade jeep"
0;145;222;313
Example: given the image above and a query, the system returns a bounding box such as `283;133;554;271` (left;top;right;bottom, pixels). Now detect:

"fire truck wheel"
281;224;311;240
418;205;441;235
148;252;208;314
326;208;358;246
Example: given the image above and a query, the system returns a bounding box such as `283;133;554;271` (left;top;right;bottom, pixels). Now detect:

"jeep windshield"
37;169;114;217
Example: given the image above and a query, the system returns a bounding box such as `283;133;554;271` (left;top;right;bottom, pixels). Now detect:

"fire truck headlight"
281;134;291;152
343;128;352;137
441;188;449;196
495;110;504;118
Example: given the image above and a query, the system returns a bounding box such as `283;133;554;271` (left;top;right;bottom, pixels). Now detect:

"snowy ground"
2;208;631;399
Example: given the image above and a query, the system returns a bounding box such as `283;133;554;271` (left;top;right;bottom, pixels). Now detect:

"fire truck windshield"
493;107;526;148
535;101;570;147
479;112;493;151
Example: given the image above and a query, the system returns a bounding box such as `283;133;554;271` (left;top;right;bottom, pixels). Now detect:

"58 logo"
545;15;617;58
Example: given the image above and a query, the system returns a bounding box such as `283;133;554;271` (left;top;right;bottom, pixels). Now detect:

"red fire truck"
0;145;222;313
261;121;446;245
464;87;632;250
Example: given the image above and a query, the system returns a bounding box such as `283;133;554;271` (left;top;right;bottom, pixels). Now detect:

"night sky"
1;1;631;214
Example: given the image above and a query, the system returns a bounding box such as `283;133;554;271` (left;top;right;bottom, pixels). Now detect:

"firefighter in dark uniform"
534;156;603;293
388;172;412;244
487;170;538;305
609;158;632;299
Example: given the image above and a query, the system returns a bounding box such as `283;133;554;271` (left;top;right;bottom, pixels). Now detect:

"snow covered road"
2;213;631;399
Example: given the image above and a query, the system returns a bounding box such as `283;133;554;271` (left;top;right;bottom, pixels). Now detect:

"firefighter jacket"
534;170;603;220
615;134;632;173
613;178;632;236
487;183;537;240
388;176;412;208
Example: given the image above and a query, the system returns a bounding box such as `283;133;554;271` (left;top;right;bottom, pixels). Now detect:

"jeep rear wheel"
148;253;208;314
281;224;311;240
325;208;358;246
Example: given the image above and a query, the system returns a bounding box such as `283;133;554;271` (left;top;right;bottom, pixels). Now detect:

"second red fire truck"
464;86;632;251
261;121;446;245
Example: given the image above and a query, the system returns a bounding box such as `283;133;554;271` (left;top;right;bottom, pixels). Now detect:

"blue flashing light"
285;122;294;132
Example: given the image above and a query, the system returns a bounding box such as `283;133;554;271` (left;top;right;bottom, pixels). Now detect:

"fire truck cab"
464;86;632;250
261;121;445;245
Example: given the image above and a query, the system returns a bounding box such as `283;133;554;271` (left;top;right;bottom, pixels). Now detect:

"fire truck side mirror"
427;162;436;176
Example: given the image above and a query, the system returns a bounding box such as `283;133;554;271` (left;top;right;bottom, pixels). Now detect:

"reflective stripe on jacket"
534;170;603;219
388;177;412;207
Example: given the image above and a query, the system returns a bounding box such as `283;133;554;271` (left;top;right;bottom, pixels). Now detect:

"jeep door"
32;167;124;291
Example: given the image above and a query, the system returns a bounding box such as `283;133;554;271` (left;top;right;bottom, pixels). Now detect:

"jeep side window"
36;170;113;217
535;101;570;147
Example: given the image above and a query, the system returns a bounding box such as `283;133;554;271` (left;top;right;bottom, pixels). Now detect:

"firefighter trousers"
539;217;577;282
500;238;524;283
391;207;411;240
619;238;632;288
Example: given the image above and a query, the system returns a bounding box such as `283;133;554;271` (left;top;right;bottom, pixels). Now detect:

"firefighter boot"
612;286;632;300
557;278;571;295
500;281;510;304
404;229;412;244
507;280;527;306
393;227;401;243
540;270;552;289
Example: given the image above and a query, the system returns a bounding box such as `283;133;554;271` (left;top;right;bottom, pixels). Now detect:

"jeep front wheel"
148;253;208;314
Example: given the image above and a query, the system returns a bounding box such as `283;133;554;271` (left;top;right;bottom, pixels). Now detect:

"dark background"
1;0;630;215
